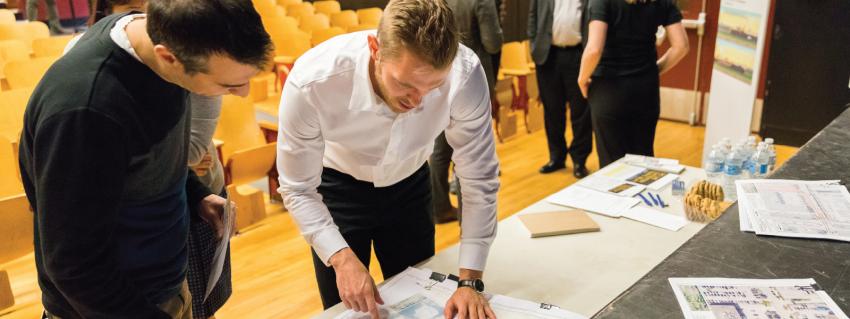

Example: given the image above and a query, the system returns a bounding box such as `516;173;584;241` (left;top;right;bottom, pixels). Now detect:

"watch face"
473;279;485;292
460;279;485;292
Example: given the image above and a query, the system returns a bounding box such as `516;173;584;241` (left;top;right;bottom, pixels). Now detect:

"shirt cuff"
458;241;492;271
311;227;350;266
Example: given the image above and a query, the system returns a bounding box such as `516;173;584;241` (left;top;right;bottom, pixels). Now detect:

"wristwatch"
458;278;485;293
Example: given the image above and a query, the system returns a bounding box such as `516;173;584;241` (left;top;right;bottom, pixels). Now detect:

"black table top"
593;108;850;319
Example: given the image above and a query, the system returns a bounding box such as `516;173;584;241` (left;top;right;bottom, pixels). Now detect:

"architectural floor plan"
669;278;849;319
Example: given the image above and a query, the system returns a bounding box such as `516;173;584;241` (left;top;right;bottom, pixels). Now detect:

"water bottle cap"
765;138;774;144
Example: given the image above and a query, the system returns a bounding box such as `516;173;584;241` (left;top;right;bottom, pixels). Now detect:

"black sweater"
18;13;212;319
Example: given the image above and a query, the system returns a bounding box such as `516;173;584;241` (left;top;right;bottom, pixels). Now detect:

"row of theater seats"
1;10;72;309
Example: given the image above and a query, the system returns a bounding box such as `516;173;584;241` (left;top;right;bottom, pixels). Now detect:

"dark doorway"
760;0;850;146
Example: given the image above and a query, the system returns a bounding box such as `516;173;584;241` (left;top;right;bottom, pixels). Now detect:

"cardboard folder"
519;210;600;238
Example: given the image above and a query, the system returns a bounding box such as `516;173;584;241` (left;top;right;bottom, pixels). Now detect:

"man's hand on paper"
331;248;384;318
445;269;497;319
445;287;496;319
198;194;235;239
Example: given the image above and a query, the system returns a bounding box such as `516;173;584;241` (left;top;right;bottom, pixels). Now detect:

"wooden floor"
0;120;798;319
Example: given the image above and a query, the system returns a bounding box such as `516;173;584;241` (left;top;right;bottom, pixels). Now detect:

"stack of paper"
596;161;679;191
669;277;848;319
623;154;686;174
204;199;236;302
336;267;586;319
736;179;850;242
545;186;640;218
575;175;646;197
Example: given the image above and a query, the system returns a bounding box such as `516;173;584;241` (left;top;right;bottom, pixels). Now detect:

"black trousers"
589;70;661;168
312;165;435;309
429;132;462;215
536;45;593;166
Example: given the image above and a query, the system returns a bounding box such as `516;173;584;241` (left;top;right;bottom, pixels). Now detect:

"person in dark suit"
528;0;593;178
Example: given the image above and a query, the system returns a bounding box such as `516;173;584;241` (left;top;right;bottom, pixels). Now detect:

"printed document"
669;277;848;319
335;267;586;319
545;186;640;218
623;154;686;174
598;162;678;190
204;199;236;302
575;175;645;197
736;179;850;241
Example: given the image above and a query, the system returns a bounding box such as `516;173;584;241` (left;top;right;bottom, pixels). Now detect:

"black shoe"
573;165;590;179
539;161;566;174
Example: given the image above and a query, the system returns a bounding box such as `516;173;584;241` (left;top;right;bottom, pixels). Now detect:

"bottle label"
759;164;768;174
726;165;741;175
706;161;723;173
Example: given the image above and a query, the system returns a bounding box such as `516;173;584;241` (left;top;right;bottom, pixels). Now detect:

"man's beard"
373;61;403;113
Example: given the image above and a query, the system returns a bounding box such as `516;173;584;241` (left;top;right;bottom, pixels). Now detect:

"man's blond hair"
377;0;459;70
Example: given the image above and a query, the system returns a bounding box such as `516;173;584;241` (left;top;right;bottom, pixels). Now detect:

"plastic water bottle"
723;146;744;200
704;145;725;183
740;141;756;178
750;143;770;178
721;138;732;152
765;138;777;172
746;136;757;148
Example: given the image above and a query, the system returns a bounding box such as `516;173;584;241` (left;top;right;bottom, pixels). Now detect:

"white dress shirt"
276;31;500;271
552;0;584;47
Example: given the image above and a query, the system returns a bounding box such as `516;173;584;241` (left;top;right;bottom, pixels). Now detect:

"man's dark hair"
147;0;273;74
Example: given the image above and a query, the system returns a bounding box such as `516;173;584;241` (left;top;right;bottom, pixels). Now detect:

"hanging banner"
703;0;772;157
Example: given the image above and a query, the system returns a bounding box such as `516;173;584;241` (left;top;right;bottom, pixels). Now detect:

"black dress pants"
536;45;593;166
429;132;462;215
589;70;661;168
312;165;435;309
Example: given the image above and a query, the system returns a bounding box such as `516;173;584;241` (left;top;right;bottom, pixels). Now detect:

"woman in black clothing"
578;0;689;167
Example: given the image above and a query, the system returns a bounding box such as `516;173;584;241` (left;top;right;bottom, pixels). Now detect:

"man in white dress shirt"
276;0;500;318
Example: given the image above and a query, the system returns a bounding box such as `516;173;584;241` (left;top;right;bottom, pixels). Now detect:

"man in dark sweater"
18;1;272;318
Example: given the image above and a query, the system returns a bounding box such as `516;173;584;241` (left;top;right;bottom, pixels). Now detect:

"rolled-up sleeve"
445;63;500;271
276;81;348;266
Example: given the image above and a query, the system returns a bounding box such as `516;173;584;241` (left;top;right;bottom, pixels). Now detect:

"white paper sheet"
545;186;640;218
598;162;648;181
623;154;686;174
575;175;646;197
335;267;586;319
621;206;688;231
735;179;850;242
204;199;235;302
669;277;849;319
598;162;679;191
646;173;678;190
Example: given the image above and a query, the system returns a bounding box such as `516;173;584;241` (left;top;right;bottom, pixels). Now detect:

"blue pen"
648;192;661;206
636;193;653;206
654;193;668;207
